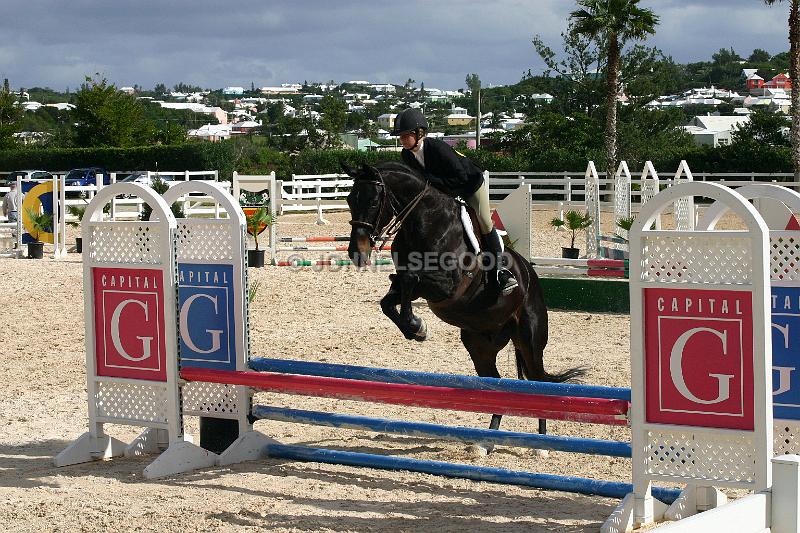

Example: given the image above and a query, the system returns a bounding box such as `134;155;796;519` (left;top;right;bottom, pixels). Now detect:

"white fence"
0;170;227;223
232;168;800;218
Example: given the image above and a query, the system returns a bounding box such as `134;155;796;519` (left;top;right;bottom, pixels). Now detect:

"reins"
349;169;430;251
377;180;430;251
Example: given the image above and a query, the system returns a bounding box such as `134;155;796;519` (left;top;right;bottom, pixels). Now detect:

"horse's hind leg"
461;329;509;454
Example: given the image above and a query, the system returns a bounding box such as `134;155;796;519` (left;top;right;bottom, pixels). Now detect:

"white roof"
691;115;749;132
748;73;764;81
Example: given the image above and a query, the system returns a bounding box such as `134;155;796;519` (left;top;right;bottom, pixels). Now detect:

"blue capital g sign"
773;286;800;420
177;263;236;370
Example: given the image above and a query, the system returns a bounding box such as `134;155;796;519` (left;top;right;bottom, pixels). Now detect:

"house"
223;86;245;96
158;102;228;124
369;84;396;93
741;68;758;80
746;73;765;91
530;93;554;104
682;115;749;147
500;118;524;131
260;86;300;95
376;113;397;130
187;124;233;141
766;73;792;90
232;121;261;134
446;113;475;127
120;86;135;95
46;103;75;111
744;89;791;113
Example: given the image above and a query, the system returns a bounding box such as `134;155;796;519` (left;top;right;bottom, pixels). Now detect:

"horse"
343;161;585;440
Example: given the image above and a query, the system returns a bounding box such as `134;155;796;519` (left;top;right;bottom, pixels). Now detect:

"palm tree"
570;0;659;180
764;0;800;186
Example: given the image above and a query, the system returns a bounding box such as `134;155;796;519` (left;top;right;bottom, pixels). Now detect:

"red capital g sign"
93;267;167;381
644;288;754;430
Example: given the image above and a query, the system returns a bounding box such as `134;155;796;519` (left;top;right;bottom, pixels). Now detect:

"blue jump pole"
265;443;681;504
249;358;631;401
253;405;632;457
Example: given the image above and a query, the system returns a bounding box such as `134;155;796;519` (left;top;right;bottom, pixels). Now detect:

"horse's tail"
514;348;588;383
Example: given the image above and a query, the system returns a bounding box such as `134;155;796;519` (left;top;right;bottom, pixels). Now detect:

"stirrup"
497;268;518;294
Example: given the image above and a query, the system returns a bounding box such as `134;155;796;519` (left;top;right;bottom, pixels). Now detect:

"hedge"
1;141;794;183
0;143;236;179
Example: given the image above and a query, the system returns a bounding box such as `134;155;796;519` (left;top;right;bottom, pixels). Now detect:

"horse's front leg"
399;273;427;341
380;274;402;325
381;273;427;341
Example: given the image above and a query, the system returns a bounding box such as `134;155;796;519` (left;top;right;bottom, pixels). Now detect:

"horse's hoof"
413;318;428;342
466;444;490;457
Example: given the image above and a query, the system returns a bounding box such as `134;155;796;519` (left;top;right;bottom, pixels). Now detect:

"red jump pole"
180;368;630;425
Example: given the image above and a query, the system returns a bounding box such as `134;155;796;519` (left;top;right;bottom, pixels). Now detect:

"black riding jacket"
401;138;484;198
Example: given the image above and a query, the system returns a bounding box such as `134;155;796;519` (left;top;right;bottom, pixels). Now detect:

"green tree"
764;0;800;185
318;94;347;147
711;47;743;65
465;73;482;147
570;0;659;179
73;75;151;147
0;79;23;149
749;48;772;62
731;108;790;146
533;24;604;115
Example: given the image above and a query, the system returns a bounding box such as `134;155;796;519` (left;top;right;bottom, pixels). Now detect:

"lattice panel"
675;197;694;231
613;174;631;225
639;235;752;284
644;429;756;484
183;381;241;417
94;381;169;424
176;221;236;262
585;175;599;257
641;181;658;205
775;420;800;455
89;223;163;264
770;235;800;281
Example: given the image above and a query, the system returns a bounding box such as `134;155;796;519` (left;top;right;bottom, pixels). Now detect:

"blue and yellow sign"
20;181;55;244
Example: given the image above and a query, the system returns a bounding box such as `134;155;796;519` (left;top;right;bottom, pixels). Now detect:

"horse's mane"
374;160;451;203
376;160;424;181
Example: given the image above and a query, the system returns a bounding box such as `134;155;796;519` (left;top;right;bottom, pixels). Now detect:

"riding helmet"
392;108;428;135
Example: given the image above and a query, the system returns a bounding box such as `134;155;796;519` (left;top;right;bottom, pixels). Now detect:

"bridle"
349;170;430;251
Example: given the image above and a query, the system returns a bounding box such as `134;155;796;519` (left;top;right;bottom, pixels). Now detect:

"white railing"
281;174;353;214
0;170;228;223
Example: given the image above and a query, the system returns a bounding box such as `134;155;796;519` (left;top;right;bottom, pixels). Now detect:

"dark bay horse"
344;161;585;438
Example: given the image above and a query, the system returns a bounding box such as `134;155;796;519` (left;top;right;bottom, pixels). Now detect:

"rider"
392;107;518;294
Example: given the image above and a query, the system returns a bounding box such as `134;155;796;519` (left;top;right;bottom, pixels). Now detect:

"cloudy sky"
0;0;791;92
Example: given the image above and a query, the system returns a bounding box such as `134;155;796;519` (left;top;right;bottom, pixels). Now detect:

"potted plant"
141;175;184;221
550;210;593;259
600;216;636;260
244;206;273;268
66;204;87;253
24;207;53;259
615;216;636;240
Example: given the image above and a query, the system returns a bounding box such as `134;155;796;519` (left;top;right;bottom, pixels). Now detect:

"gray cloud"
0;0;791;91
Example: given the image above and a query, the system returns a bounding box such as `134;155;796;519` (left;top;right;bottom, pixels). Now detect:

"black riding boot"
484;228;518;294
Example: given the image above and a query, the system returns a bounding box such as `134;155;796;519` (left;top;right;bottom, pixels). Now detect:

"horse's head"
343;162;392;267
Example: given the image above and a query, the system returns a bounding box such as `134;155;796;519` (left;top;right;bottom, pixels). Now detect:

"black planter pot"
28;241;44;259
75;237;82;254
247;249;265;268
561;247;580;259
